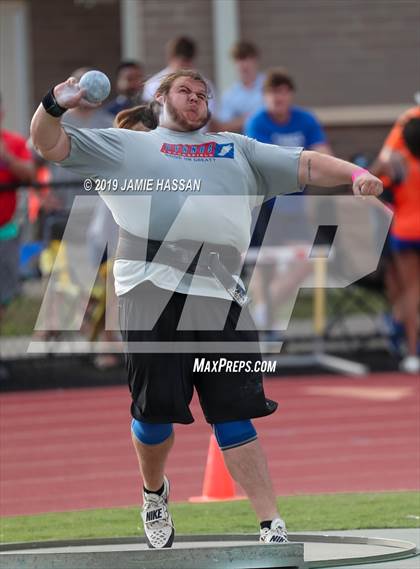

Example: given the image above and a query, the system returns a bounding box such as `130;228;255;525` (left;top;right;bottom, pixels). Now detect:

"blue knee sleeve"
213;420;257;451
131;419;173;445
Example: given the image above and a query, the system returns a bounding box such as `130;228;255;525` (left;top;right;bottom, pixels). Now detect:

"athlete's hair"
156;69;210;99
231;40;259;60
402;117;420;159
263;68;295;92
116;60;143;77
166;36;196;61
114;101;160;131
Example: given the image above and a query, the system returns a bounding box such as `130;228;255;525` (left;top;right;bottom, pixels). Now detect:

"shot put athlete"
31;70;382;548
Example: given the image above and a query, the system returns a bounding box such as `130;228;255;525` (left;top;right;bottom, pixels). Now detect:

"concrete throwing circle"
0;533;417;569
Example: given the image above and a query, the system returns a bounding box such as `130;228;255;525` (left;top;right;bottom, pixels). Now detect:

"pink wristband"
351;168;368;182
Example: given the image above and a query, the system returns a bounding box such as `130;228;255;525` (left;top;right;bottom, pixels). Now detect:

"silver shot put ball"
79;70;111;103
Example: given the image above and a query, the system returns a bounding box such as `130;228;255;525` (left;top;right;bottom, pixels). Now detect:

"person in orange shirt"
377;111;420;374
379;106;420;161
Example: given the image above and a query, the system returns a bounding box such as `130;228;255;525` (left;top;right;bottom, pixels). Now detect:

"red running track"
1;372;419;516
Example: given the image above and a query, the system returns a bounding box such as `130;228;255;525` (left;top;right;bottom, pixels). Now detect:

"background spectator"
0;93;35;379
245;68;331;331
372;110;420;374
370;104;420;360
0;93;35;311
106;60;145;117
143;36;217;118
217;41;265;133
245;67;330;153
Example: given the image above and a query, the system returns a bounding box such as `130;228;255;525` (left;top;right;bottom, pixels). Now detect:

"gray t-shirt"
50;109;114;212
60;125;302;299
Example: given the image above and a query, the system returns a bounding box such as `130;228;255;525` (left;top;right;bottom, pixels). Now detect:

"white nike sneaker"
259;518;288;544
141;476;175;548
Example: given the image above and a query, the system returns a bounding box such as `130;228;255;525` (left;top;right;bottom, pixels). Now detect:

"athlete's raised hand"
53;77;100;110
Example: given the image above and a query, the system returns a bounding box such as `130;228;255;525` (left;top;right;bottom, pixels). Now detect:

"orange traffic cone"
189;434;244;502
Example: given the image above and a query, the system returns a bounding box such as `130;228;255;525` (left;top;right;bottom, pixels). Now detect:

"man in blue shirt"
245;68;330;152
245;68;331;330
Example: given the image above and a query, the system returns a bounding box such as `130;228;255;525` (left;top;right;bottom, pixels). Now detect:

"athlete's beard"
166;98;211;131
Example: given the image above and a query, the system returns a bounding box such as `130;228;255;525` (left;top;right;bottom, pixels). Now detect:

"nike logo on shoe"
146;508;163;522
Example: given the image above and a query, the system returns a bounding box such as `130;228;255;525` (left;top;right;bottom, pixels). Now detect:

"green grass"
1;492;419;544
1;295;41;336
290;288;387;320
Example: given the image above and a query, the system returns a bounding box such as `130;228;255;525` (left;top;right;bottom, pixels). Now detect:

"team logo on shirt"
160;142;234;161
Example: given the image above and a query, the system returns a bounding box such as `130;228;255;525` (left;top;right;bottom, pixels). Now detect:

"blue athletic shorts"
390;235;420;253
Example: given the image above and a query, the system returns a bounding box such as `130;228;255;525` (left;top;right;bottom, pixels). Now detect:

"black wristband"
42;88;67;117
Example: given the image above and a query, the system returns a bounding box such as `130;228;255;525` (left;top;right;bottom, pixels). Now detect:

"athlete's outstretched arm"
298;150;383;196
30;77;98;162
